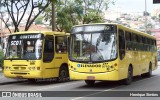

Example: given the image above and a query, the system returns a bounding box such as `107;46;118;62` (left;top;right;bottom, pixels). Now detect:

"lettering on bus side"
77;64;101;68
77;63;110;68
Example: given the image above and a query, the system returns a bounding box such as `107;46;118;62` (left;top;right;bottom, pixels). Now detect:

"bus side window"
55;36;67;53
43;35;54;62
125;31;131;50
118;29;125;60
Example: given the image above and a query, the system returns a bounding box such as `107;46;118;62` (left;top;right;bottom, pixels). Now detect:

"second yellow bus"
68;23;158;85
3;31;69;82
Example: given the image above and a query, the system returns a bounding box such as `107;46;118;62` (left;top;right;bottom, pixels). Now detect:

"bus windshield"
70;25;117;62
5;33;44;60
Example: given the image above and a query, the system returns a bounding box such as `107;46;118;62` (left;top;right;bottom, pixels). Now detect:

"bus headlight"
6;66;8;69
5;66;11;70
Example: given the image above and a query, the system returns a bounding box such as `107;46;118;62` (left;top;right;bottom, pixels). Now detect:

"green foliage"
44;0;114;32
35;16;43;24
0;50;4;68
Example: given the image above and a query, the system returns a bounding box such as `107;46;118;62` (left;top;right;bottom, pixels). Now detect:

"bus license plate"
87;76;95;80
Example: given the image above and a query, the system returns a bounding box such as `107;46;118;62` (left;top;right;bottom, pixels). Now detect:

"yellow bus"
3;31;70;82
68;23;157;85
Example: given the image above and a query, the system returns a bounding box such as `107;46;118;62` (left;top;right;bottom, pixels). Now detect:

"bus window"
125;31;131;41
55;36;67;53
43;35;54;62
118;29;125;60
125;31;132;50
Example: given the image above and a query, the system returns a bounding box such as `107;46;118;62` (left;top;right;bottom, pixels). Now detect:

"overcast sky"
108;0;160;13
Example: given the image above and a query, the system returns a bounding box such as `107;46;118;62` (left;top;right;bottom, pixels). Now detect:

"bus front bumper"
3;70;43;79
69;70;119;81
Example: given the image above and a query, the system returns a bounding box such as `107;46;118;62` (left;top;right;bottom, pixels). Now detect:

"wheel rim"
149;65;152;75
127;68;133;82
59;69;67;82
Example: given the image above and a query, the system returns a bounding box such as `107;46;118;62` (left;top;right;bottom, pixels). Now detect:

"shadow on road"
76;75;157;90
0;79;27;85
13;79;74;86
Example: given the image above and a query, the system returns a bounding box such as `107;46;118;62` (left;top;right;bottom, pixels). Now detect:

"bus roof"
72;23;155;39
11;31;70;36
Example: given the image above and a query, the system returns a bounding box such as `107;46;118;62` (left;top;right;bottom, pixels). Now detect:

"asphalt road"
0;64;160;100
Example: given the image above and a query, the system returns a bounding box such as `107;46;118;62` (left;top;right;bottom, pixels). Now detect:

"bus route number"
11;40;22;46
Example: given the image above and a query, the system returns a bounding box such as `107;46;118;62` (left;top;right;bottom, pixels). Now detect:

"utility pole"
0;1;2;46
52;2;56;31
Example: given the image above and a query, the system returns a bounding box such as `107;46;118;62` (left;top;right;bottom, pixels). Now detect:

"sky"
108;0;160;13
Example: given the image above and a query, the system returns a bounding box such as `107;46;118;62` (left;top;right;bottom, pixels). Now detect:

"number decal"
11;40;22;45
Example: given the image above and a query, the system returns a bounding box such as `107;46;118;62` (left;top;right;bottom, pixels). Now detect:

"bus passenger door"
54;36;68;77
118;29;127;79
43;35;55;78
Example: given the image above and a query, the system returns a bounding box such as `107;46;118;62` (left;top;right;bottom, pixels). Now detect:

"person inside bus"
90;45;104;61
10;49;18;58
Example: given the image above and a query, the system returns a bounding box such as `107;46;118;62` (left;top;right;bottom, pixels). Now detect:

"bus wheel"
145;63;152;77
58;67;69;82
124;66;133;85
28;79;37;83
85;80;95;86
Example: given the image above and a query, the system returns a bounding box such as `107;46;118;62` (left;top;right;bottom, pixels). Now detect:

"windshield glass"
5;33;43;60
69;25;117;62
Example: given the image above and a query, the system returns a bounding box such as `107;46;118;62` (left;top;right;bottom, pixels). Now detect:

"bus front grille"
14;67;26;70
11;72;28;75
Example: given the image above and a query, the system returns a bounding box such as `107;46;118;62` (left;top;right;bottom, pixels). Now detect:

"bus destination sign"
10;34;43;40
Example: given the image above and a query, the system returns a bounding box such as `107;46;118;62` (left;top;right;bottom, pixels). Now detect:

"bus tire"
145;63;152;77
58;66;69;82
85;80;95;86
124;66;133;85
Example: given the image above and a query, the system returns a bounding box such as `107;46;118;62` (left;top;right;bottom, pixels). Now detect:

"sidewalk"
0;67;2;72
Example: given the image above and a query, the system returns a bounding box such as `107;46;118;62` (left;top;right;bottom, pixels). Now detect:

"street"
0;64;160;100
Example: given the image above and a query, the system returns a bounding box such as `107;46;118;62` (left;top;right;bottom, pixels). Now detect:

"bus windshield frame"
5;33;44;60
69;24;117;63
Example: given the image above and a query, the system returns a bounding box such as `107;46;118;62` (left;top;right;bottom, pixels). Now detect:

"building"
151;29;160;50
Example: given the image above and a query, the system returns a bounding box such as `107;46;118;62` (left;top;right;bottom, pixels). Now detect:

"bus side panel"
152;51;158;71
118;52;129;80
42;53;68;78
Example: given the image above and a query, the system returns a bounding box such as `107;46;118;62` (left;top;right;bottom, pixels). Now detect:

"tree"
44;0;115;32
35;16;43;24
0;0;54;33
